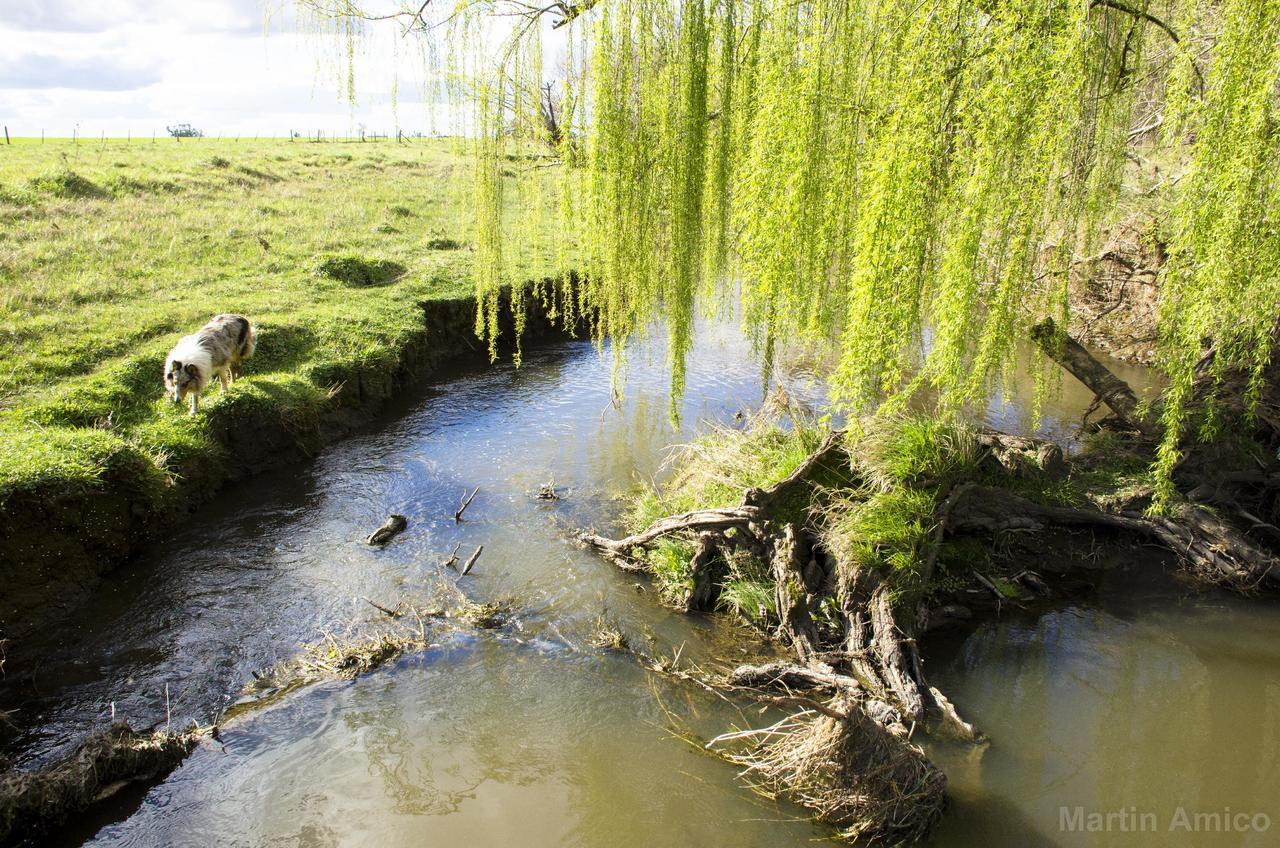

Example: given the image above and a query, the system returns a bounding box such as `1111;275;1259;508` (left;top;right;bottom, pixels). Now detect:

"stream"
3;320;1277;847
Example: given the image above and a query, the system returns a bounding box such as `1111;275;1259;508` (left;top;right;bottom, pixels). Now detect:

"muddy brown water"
3;322;1277;847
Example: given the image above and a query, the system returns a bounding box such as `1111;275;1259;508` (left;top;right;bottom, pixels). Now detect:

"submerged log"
1031;317;1155;436
0;723;202;845
366;514;407;546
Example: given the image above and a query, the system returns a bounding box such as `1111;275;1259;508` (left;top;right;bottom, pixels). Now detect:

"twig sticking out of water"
455;487;479;522
364;597;402;618
461;545;484;576
442;543;462;570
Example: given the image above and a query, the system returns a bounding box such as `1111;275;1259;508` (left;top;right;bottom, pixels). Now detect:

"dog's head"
164;360;201;403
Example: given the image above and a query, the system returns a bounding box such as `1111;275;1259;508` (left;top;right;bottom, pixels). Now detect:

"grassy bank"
0;137;560;502
0;137;564;630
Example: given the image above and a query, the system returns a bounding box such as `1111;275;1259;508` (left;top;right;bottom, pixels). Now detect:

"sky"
0;0;459;138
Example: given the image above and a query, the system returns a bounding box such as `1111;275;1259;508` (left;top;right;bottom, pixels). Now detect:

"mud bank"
0;282;579;640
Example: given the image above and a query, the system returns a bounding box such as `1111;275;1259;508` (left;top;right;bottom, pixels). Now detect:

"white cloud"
0;1;453;137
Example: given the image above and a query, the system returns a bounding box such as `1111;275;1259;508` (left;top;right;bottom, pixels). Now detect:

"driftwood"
1031;317;1155;436
366;514;407;546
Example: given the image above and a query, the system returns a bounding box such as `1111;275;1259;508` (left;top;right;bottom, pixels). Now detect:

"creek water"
3;321;1276;847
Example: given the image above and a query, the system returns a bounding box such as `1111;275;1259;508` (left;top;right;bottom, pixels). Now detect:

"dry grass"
709;696;947;845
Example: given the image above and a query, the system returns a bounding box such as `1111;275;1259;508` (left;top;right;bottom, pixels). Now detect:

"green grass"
0;137;560;502
626;418;829;531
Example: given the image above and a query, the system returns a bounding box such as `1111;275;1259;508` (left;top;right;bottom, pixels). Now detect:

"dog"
163;314;257;414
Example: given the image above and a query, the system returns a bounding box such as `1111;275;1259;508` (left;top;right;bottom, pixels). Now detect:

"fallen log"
1031;317;1156;436
0;723;202;845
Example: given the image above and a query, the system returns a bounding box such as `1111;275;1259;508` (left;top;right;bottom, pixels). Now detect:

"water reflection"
925;564;1280;847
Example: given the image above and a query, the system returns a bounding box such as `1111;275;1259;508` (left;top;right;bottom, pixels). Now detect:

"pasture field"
0;137;558;503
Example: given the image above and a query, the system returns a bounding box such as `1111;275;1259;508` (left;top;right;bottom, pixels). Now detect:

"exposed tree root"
948;486;1278;590
580;399;1278;841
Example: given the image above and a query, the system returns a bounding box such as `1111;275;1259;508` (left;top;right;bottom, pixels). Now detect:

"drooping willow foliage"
297;0;1280;505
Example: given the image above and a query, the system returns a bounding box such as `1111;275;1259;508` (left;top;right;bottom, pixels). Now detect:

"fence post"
3;126;9;145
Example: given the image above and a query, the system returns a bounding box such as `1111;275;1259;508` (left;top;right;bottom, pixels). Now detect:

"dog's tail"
238;316;257;361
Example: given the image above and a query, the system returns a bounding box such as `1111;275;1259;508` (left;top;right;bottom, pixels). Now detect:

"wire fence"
1;126;438;145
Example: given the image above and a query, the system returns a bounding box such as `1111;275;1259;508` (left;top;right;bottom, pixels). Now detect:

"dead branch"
364;598;402;618
461;545;484;576
455;487;480;522
578;506;762;561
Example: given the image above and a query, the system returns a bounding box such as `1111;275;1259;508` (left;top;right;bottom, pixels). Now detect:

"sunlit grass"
0;137;561;499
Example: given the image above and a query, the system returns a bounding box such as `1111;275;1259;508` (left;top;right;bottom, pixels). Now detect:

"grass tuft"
424;236;464;250
28;170;105;199
856;414;978;489
313;254;407;287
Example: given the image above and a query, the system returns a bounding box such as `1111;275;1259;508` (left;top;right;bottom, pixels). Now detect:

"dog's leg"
189;392;200;415
220;370;231;391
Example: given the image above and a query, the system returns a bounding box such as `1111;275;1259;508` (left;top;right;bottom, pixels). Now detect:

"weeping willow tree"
297;0;1280;506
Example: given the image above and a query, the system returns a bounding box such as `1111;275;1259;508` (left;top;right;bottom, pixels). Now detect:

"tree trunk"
1031;317;1155;436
